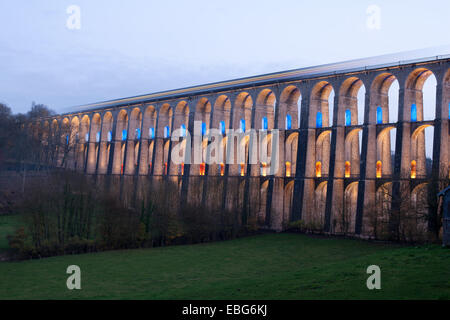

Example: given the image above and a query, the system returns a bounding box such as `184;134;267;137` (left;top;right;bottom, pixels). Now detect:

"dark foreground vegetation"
5;171;244;259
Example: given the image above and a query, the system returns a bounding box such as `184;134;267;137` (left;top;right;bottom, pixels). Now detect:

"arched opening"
139;105;157;175
124;107;142;175
112;110;128;175
256;89;275;130
405;68;437;122
283;181;295;222
376;126;396;178
313;182;327;229
411;124;434;178
411;160;417;179
376;160;382;178
280;85;301;129
231;92;253;176
212;95;231;133
285;161;291;177
315;131;331;177
342;182;358;234
315;161;322;177
285;132;298;177
344;161;351;178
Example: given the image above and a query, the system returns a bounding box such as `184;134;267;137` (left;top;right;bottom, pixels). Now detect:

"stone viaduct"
33;52;450;238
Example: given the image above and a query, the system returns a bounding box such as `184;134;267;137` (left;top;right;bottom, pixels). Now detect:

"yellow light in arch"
199;162;205;176
376;161;382;178
240;163;245;176
345;161;351;178
285;161;291;177
315;161;322;178
180;162;184;176
220;163;225;176
261;162;267;176
411;160;416;179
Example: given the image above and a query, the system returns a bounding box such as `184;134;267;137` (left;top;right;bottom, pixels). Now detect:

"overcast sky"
0;0;449;115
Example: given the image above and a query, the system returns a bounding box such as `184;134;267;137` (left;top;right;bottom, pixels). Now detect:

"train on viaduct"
32;51;450;239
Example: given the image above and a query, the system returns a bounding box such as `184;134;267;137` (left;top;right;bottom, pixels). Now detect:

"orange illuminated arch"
315;161;322;177
180;162;184;176
220;163;225;176
240;163;245;176
261;162;267;176
376;161;382;178
285;161;291;177
411;160;417;179
345;161;351;178
199;162;206;176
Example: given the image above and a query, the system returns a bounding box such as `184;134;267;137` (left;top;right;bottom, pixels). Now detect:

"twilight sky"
0;0;449;115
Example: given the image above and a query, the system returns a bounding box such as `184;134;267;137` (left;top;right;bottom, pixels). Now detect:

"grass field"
0;219;449;300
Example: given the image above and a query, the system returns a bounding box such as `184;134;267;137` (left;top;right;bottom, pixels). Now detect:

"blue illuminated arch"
411;103;417;122
121;129;127;141
262;117;268;130
149;127;155;139
135;128;141;140
345;109;351;126
66;135;70;145
219;121;226;134
107;131;112;142
240;118;246;131
180;124;186;137
316;112;323;128
96;132;100;142
201;122;206;135
376;106;383;124
285;114;292;130
85;133;89;142
164;126;170;138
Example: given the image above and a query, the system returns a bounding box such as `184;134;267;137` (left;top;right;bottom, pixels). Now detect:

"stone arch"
340;181;358;234
344;128;362;177
68;116;80;169
86;113;101;174
373;182;392;238
97;112;113;174
409;182;429;240
411;124;434;178
195;97;211;130
174;101;189;133
112;109;128;174
404;67;437;121
124;107;142;174
280;85;301;129
313;181;327;229
212;95;231;130
339;76;365;126
370;72;399;124
233;91;253;130
283;180;295;222
258;180;270;225
310;81;334;128
140;105;157;175
152;104;172;175
376;126;396;177
315;130;331;177
285;132;298;177
255;88;275;130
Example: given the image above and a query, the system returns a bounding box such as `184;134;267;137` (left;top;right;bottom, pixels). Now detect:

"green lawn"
0;231;448;300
